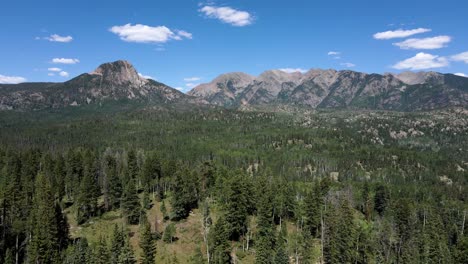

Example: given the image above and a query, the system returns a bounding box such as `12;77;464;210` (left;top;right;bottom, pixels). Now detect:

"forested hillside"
0;105;467;263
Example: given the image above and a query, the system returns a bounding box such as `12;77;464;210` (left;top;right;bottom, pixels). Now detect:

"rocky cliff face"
0;60;194;110
189;69;468;111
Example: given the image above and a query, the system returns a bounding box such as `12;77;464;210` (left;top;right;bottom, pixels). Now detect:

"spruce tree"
255;176;275;264
274;224;289;264
209;215;231;264
27;172;59;264
139;218;156;264
118;236;136;264
171;166;198;220
110;224;125;264
121;179;140;224
93;236;110;264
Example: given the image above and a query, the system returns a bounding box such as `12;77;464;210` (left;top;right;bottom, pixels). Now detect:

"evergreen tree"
274;223;289;264
4;248;15;264
121;179;140;225
224;173;252;241
209;216;231;264
303;182;322;238
93;236;110;264
139;217;156;264
170;166;198;220
374;184;389;216
27;172;60;264
118;236;136;264
255;176;275;264
110;225;125;264
163;223;177;243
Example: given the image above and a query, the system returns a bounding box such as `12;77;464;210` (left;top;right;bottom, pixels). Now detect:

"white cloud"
138;73;154;79
175;87;184;91
454;73;467;77
48;67;62;72
393;36;451;50
176;30;193;39
373;28;431;40
340;62;356;68
328;51;340;56
186;83;200;88
0;74;27;84
392;52;449;70
48;73;55;76
199;6;253;27
46;34;73;43
52;58;79;64
184;77;201;82
451;51;468;63
279;68;307;74
59;71;69;77
109;24;192;43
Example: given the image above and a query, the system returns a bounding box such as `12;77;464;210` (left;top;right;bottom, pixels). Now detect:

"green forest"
0;104;467;263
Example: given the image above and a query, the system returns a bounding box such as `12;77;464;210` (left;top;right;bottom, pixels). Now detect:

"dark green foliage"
27;172;60;264
163;223;177;243
223;173;253;241
93;237;110;264
170;166;198;221
255;176;275;264
110;224;125;264
209;216;231;264
374;184;389;216
118;236;136;264
139;217;156;264
121;179;141;224
274;224;289;264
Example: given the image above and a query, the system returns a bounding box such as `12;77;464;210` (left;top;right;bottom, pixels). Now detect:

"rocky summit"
0;60;191;110
189;69;468;111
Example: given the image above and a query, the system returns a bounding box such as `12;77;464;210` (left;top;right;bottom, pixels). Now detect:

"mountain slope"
0;60;194;110
189;69;468;111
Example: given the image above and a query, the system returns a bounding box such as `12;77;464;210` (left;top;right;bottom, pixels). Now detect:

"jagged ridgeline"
189;69;468;111
0;60;200;110
1;60;467;111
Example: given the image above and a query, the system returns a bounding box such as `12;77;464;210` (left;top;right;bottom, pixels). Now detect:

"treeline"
0;147;466;263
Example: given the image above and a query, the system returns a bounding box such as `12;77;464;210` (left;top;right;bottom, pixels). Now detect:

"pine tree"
118;236;136;264
209;215;231;264
303;182;322;238
27;172;60;264
171;166;198;220
163;223;176;243
274;224;289;264
224;174;252;241
121;179;140;225
110;224;125;264
255;176;275;264
374;184;389;216
93;236;110;264
139;217;156;264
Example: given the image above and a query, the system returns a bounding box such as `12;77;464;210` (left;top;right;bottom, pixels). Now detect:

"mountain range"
189;69;468;111
1;60;467;111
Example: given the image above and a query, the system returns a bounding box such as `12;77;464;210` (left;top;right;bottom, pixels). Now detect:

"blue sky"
1;0;467;92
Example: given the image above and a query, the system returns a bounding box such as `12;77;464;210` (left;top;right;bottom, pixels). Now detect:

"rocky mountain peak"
90;60;147;86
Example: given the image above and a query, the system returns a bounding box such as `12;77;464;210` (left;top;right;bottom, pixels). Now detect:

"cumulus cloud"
184;77;201;82
373;28;431;40
451;51;468;63
340;62;356;68
454;73;467;77
52;58;79;64
138;73;154;79
199;6;253;26
328;51;340;56
279;68;307;74
0;74;27;84
48;67;62;72
392;52;449;70
59;71;69;77
393;36;451;50
46;34;73;43
110;24;192;43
